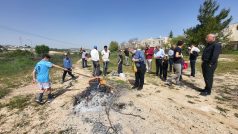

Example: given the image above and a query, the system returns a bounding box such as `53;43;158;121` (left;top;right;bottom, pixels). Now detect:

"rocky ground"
0;61;237;134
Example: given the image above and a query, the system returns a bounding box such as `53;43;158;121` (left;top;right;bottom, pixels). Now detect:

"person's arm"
162;49;165;57
32;69;36;83
175;52;183;58
70;58;73;69
210;44;222;65
52;64;67;71
96;51;100;61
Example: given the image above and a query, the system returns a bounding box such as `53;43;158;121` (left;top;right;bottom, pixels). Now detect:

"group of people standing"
32;33;221;104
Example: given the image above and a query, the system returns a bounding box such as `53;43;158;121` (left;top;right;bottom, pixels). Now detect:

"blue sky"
0;0;237;49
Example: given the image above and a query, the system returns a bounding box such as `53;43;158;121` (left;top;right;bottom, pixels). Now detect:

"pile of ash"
73;78;118;113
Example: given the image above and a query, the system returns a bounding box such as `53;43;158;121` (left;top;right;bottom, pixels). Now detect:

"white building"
224;22;238;50
140;37;169;47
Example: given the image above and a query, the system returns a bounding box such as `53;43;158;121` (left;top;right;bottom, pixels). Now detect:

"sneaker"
35;93;43;104
47;94;53;103
47;99;53;103
35;99;43;104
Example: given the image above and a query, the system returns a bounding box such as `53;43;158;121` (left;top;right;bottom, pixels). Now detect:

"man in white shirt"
90;45;100;76
154;45;165;78
101;45;110;76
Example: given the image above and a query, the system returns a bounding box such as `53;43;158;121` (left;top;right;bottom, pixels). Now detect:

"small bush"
7;95;31;110
0;88;12;99
35;45;50;55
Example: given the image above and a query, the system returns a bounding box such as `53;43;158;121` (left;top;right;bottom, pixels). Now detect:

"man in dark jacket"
201;34;222;96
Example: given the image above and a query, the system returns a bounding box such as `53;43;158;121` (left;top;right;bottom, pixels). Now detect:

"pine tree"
184;0;232;45
169;30;173;38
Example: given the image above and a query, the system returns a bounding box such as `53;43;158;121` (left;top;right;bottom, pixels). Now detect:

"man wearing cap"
200;34;221;96
62;53;76;83
101;45;110;76
32;54;67;104
91;45;100;76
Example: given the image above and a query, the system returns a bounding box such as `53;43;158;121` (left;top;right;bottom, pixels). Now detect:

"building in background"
224;22;238;50
140;37;169;47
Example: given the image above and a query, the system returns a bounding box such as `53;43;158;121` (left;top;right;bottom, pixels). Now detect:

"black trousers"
190;60;196;77
134;64;146;88
92;61;100;76
163;67;168;80
82;58;87;68
169;58;174;72
202;62;217;93
118;63;123;74
155;59;163;77
103;61;109;76
62;68;75;81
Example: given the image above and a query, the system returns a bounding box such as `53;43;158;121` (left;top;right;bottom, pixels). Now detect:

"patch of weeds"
115;79;126;84
168;98;174;101
136;94;142;97
232;105;238;110
216;106;230;113
0;102;5;109
14;120;30;128
234;113;238;118
0;88;12;99
58;127;74;134
215;95;232;102
6;95;31;110
185;95;199;98
187;101;195;104
155;90;161;93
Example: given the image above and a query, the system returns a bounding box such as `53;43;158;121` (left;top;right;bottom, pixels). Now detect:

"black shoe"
200;91;211;96
132;86;138;89
36;93;43;104
47;93;53;103
137;87;143;90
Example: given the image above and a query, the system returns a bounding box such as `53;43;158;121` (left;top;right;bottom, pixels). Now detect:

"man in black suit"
200;34;222;96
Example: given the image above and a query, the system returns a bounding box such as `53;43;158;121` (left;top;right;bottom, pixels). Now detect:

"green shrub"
35;45;50;55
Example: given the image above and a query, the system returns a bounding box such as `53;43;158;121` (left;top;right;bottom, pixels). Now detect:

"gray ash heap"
73;78;145;134
74;78;118;113
73;78;124;133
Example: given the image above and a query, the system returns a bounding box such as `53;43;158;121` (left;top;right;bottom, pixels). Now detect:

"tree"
169;30;173;38
184;0;232;45
35;44;50;55
109;41;119;52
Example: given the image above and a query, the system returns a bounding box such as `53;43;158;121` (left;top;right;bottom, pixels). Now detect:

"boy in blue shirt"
32;54;67;103
62;53;76;83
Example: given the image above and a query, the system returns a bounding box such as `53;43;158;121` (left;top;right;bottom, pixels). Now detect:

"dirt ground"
0;60;238;134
